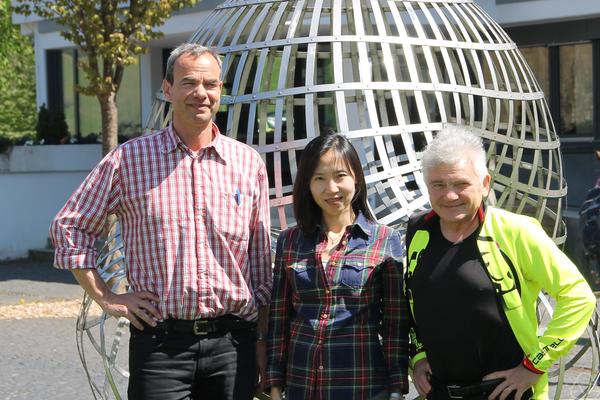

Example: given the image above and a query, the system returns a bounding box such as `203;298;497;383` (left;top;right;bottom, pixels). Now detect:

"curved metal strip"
220;82;546;103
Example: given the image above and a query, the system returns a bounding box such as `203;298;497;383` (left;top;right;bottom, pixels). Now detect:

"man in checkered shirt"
50;43;272;400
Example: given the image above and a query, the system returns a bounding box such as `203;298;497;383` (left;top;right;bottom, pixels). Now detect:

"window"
559;43;593;136
61;50;76;134
520;46;549;103
56;49;142;139
517;42;596;138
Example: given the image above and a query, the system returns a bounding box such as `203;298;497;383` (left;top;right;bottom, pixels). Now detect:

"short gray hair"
164;43;222;84
421;126;489;181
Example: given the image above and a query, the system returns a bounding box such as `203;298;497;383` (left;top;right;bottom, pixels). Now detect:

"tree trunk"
99;91;119;155
97;93;123;285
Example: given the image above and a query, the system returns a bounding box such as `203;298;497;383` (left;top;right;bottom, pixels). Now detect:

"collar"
316;211;373;238
350;212;373;237
161;122;228;163
161;124;180;153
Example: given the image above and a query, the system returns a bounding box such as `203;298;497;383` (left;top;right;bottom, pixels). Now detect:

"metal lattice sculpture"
78;0;600;399
76;225;129;400
148;0;566;243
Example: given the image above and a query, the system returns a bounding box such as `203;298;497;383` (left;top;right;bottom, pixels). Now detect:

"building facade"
11;1;222;140
485;0;600;209
12;0;600;208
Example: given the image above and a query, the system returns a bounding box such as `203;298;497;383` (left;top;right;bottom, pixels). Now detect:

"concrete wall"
0;145;102;260
475;0;600;26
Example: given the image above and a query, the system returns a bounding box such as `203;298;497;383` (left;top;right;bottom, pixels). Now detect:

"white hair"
421;126;489;181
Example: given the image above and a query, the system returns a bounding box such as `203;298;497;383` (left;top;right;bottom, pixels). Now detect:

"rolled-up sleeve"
49;149;121;270
248;161;272;307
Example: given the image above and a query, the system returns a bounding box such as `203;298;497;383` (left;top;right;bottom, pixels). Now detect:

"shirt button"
330;261;336;267
324;289;330;294
341;240;347;245
321;313;328;319
318;365;324;370
318;339;323;344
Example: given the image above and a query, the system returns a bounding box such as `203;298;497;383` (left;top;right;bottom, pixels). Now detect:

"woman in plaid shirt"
265;134;409;400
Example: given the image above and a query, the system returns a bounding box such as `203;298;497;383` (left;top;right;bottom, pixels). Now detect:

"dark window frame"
505;18;600;151
46;48;143;140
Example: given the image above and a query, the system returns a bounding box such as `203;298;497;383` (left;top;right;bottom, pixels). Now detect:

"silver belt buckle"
192;320;209;335
447;385;463;399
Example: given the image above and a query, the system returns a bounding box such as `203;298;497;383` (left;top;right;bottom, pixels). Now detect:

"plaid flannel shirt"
50;123;272;321
266;213;408;400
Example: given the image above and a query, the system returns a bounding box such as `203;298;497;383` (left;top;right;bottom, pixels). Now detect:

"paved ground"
0;258;83;304
0;258;599;399
0;259;107;399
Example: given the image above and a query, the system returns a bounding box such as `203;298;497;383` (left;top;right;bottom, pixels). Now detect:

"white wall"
0;145;102;260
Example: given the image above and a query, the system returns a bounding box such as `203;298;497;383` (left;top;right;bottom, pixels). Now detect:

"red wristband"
522;356;544;374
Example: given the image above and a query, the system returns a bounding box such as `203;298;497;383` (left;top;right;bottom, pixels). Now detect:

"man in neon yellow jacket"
406;127;595;400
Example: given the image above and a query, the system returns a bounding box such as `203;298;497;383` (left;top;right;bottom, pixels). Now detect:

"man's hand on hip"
101;291;161;330
412;358;433;397
71;269;161;330
483;363;541;400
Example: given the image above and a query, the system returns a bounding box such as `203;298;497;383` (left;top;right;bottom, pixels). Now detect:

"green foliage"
0;0;36;142
35;104;50;140
35;104;69;144
13;0;199;153
14;0;199;97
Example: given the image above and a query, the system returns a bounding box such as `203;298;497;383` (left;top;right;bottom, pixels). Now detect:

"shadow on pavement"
0;259;77;284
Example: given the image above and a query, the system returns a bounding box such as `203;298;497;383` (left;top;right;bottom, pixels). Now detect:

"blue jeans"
128;324;256;400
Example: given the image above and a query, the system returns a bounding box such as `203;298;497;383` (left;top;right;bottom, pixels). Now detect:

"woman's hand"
270;386;284;400
255;339;267;393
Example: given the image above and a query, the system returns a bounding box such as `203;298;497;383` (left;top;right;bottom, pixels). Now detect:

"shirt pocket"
288;263;319;292
216;191;252;242
338;263;375;293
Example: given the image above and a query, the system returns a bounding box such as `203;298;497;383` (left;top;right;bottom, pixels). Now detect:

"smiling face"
309;150;357;225
426;159;490;228
162;52;223;132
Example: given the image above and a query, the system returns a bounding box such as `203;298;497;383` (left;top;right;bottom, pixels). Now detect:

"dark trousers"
128;324;256;400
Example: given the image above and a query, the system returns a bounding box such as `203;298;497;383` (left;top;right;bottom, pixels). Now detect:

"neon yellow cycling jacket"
407;206;596;399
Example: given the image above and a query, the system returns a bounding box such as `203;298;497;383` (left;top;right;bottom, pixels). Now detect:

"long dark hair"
293;133;374;233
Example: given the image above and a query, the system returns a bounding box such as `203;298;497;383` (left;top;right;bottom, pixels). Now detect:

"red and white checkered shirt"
50;123;272;321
